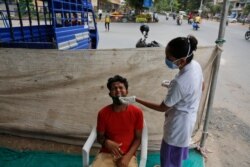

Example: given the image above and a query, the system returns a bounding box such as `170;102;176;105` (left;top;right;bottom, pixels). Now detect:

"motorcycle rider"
153;12;159;22
136;24;161;48
192;14;201;30
177;12;183;25
194;14;201;24
172;12;176;20
166;12;169;20
188;12;193;24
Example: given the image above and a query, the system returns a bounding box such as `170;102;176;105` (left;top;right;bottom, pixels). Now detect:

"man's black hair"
107;75;128;91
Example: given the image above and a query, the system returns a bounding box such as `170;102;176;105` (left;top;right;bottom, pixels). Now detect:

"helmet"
140;24;149;36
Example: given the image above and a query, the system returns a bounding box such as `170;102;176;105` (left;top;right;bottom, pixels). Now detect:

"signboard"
143;0;153;8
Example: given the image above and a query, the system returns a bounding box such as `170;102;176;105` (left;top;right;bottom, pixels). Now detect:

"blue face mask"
165;58;178;69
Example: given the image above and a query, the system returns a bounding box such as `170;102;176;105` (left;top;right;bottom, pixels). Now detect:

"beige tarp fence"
0;46;221;150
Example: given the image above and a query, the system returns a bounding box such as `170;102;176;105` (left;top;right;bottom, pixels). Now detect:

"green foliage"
154;0;170;12
126;0;144;13
135;13;151;22
136;17;147;23
154;0;180;12
205;4;222;15
186;0;200;12
19;0;35;16
243;4;250;15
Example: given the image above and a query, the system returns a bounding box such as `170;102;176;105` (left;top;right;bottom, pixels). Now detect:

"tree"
186;0;200;12
154;0;180;13
19;0;35;16
154;0;170;12
243;4;250;15
125;0;144;14
206;4;221;16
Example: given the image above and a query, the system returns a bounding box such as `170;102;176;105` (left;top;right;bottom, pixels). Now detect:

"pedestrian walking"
105;12;111;31
98;9;103;21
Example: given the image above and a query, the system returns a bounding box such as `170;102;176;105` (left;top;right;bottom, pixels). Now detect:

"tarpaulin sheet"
0;46;221;150
0;147;204;167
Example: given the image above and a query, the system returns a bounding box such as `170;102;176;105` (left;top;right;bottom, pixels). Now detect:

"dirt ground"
204;107;250;167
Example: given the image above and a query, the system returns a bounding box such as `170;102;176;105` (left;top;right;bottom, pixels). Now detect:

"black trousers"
105;22;110;31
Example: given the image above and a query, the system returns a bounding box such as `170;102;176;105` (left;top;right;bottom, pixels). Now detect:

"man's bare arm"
116;129;142;166
97;131;106;146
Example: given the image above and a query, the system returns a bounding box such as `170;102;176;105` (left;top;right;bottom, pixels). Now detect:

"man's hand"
116;154;131;167
104;139;124;159
161;80;171;88
119;96;136;104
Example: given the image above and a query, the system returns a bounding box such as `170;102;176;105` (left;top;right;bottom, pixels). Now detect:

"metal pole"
26;0;34;41
16;0;25;41
200;0;230;147
198;0;204;15
4;0;14;40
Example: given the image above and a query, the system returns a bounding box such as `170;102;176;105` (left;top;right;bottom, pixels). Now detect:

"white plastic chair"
82;119;148;167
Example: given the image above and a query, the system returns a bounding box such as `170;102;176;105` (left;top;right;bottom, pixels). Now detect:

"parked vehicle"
136;25;161;48
227;16;237;23
0;0;98;50
245;26;250;40
238;14;250;24
213;13;221;21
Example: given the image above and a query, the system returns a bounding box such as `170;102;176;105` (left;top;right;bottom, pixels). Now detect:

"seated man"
92;75;144;167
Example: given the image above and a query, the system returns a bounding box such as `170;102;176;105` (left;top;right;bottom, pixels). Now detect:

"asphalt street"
97;15;250;127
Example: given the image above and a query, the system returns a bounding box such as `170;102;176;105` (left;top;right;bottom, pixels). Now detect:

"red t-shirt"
97;104;143;154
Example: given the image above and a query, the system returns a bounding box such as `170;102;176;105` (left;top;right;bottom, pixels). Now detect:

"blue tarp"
0;147;204;167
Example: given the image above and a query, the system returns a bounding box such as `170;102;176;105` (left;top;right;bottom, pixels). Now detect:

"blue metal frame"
0;0;98;49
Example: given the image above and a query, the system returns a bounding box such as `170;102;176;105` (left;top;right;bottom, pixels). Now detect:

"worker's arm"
136;98;170;112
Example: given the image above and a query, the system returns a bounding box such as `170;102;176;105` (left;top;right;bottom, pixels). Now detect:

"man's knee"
92;153;116;167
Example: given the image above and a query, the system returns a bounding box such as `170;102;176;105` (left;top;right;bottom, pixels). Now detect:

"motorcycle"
176;16;182;25
192;22;200;30
245;26;250;40
136;25;161;48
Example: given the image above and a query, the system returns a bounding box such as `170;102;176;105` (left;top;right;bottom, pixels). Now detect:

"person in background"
194;14;201;24
166;12;169;20
153;12;159;22
104;12;111;31
72;13;80;25
120;35;205;167
98;8;103;21
92;75;144;167
188;12;193;24
172;11;176;20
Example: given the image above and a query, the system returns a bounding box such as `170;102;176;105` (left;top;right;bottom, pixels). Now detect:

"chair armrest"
139;119;148;167
82;125;97;167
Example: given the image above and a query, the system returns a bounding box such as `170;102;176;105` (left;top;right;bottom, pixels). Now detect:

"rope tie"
215;39;226;44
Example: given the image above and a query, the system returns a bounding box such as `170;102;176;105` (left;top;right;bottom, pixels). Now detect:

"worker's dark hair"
165;35;198;63
107;75;128;91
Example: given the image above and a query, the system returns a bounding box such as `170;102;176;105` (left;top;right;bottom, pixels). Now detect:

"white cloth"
98;9;102;15
163;60;203;147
